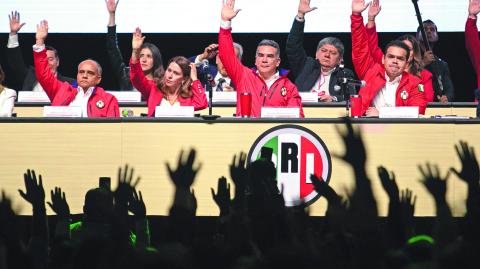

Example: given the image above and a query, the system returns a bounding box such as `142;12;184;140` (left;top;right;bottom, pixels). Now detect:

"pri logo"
247;125;332;207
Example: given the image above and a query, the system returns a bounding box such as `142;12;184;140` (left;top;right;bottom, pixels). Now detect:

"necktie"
216;78;226;92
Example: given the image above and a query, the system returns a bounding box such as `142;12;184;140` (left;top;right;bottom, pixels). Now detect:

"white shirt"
159;98;180;107
260;71;280;89
0;87;17;117
373;74;402;109
311;68;335;97
69;87;95;117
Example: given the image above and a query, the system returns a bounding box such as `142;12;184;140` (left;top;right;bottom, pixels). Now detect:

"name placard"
17;92;51;103
43;106;82;117
261;107;300;118
299;92;318;103
155;106;194;117
379;106;419;118
106;91;142;103
206;91;237;103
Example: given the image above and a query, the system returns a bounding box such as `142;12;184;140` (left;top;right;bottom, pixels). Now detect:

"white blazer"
0;87;17;117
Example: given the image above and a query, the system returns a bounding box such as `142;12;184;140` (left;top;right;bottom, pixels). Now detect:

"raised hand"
450;140;479;186
399;188;416;218
18;169;45;208
9;11;26;34
211;176;231;216
367;0;381;20
221;0;241;21
115;164;141;208
352;0;370;15
229;152;247;196
166;149;201;190
298;0;317;17
47;187;70;219
310;174;340;204
334;118;367;170
35;20;49;45
419;163;449;201
132;27;145;51
469;0;480;17
128;189;146;219
189;63;198;81
199;44;219;61
105;0;119;14
378;166;399;201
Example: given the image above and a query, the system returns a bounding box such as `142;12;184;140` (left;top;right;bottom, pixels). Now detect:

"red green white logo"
248;125;332;207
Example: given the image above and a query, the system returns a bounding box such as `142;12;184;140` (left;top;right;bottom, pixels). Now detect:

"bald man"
33;20;119;117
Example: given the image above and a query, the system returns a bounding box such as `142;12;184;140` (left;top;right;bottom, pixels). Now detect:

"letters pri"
248;125;332;207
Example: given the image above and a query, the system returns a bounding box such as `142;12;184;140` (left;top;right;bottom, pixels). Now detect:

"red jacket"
218;27;304;118
34;49;119;117
351;14;427;115
466;17;480;89
129;60;207;117
365;24;434;102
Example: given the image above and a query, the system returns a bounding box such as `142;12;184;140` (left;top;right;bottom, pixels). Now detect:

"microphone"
195;59;209;70
337;77;366;88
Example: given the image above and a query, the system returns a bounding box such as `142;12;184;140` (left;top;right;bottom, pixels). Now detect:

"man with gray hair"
33;20;119;117
286;0;355;102
219;0;304;117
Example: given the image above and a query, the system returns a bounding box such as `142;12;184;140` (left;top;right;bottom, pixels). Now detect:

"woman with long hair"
0;64;17;117
129;28;207;117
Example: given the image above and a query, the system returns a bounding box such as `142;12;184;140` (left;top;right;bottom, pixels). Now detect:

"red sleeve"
106;95;120;117
365;23;384;64
351;14;376;80
218;27;249;90
129;58;154;100
34;49;63;102
466;18;480;76
190;80;208;111
421;70;434;102
286;86;304;118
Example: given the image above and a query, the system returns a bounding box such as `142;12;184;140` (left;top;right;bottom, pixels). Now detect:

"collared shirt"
213;72;231;90
311;68;335;96
69;87;95;117
373;73;402;109
259;71;280;89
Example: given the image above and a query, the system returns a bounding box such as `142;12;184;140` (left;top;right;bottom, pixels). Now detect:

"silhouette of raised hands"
167;149;201;190
230;152;247;196
211;176;231;216
419;163;449;202
115;164;140;207
47;187;70;219
310;174;340;205
128;189;146;219
18;169;45;209
334;118;367;170
399;188;416;225
451;140;479;186
378;166;399;201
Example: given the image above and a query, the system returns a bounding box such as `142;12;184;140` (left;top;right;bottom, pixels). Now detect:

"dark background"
0;31;476;101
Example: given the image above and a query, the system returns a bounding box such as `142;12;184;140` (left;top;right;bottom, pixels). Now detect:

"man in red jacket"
351;0;426;116
33;20;119;118
219;0;304;118
466;0;480;90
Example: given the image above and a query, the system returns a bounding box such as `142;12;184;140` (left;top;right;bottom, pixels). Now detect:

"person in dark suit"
189;43;243;92
286;0;356;102
6;11;75;92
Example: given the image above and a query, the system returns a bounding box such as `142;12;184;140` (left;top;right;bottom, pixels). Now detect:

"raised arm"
129;28;153;99
466;0;480;75
351;0;376;80
285;0;317;77
33;20;63;102
365;0;384;64
218;0;249;88
6;11;29;87
189;63;208;110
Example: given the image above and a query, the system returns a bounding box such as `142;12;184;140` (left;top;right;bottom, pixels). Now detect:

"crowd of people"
0;117;479;268
0;0;478;118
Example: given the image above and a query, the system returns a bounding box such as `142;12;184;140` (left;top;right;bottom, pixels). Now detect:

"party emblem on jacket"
280;87;287;97
418;84;424;93
400;90;408;100
96;100;105;109
248;125;332;207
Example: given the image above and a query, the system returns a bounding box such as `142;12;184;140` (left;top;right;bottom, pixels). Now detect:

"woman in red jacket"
365;0;434;102
129;28;208;117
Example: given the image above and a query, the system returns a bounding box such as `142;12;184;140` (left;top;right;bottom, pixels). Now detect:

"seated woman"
129;28;208;117
365;0;434;102
105;0;163;91
0;64;17;117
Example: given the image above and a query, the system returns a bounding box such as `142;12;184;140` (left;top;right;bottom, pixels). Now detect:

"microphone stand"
336;64;351;116
202;64;220;120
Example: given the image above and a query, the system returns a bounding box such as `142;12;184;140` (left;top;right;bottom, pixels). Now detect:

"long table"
1;117;479;217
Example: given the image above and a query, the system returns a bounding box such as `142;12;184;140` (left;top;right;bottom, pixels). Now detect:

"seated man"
286;0;355;102
33;20;119;117
416;20;455;103
351;0;426;116
219;0;304;117
190;43;243;92
466;0;480;91
6;11;75;92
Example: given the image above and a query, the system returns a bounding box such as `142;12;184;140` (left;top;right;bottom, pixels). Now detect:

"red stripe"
300;136;323;200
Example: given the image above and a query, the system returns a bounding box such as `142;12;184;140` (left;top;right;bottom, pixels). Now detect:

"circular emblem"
248;125;332;207
96;100;105;109
400;90;408;100
280;87;287;97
